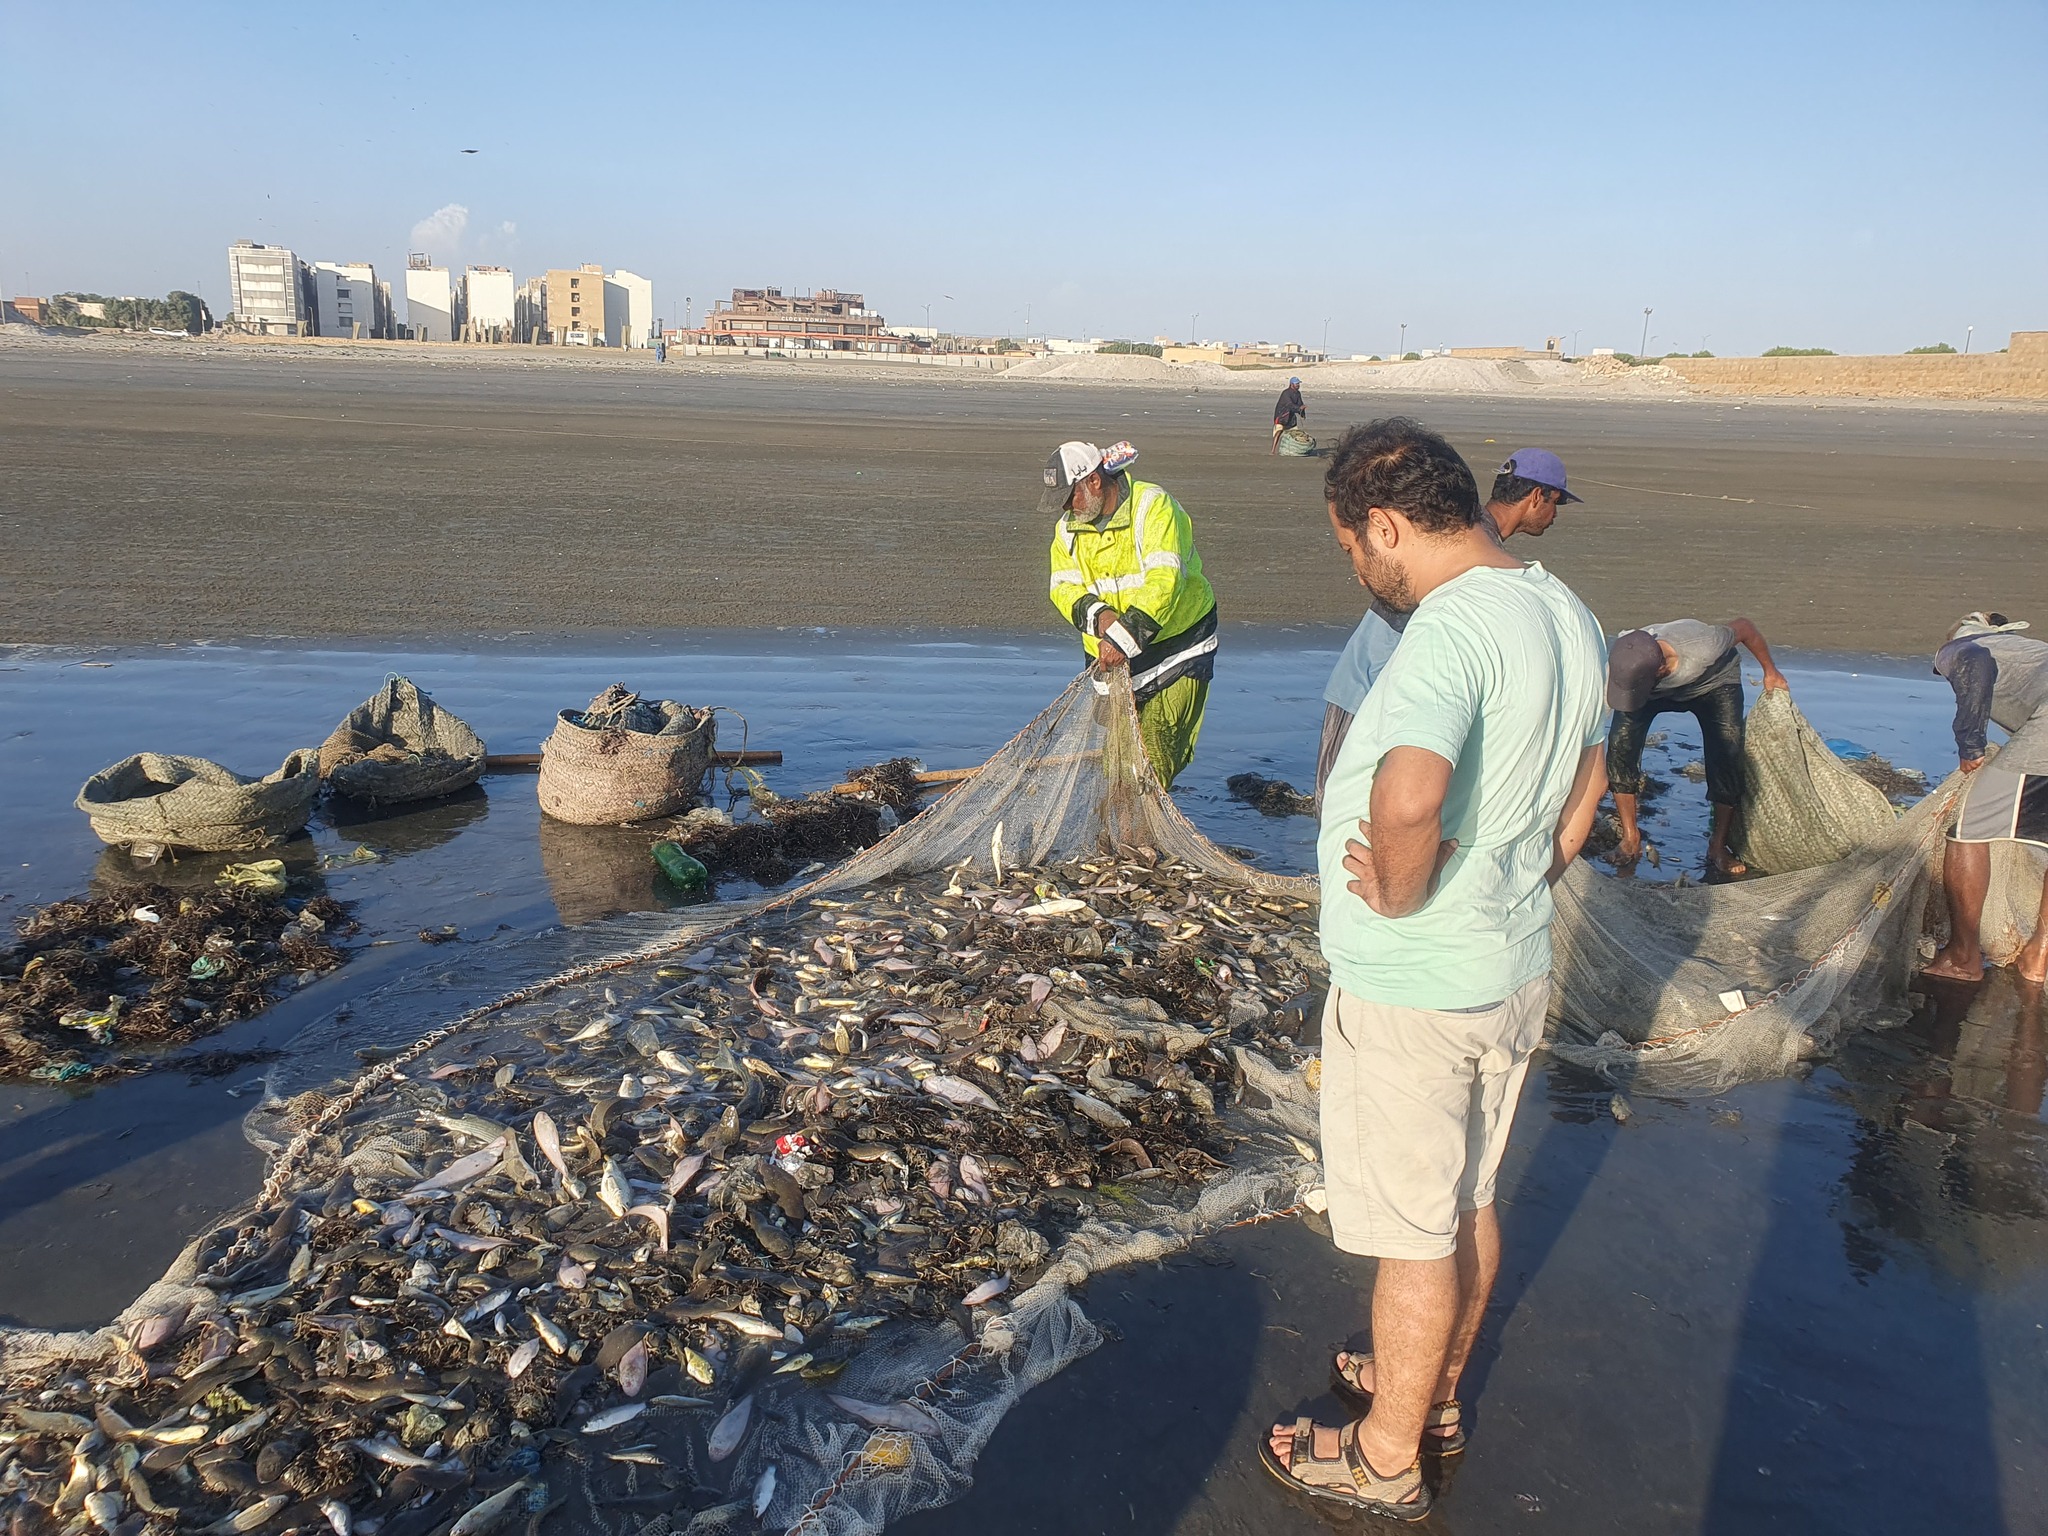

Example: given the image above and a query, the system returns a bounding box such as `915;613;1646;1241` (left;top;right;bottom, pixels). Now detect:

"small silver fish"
449;1480;531;1536
581;1402;649;1434
598;1158;631;1219
319;1499;352;1536
961;1274;1010;1307
708;1393;753;1461
505;1338;541;1379
531;1111;584;1197
753;1466;777;1519
353;1436;435;1469
408;1137;507;1194
433;1226;515;1253
528;1308;570;1355
827;1393;943;1436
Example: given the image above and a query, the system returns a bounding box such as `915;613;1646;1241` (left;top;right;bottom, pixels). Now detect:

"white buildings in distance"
226;241;657;347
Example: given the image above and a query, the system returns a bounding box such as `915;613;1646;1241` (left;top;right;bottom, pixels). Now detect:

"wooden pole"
484;749;782;772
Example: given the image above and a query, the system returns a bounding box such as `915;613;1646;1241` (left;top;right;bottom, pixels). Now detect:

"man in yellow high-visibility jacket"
1042;439;1218;788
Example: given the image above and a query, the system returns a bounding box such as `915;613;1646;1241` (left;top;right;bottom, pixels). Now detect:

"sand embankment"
999;350;1685;398
1664;332;2048;401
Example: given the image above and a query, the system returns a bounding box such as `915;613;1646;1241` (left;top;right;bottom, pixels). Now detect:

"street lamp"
1190;312;1199;345
1640;307;1652;358
1964;325;1974;355
1399;322;1407;357
1322;317;1331;357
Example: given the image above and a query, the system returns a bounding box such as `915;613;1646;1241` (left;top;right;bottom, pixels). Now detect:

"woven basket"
320;676;487;806
537;685;716;826
76;750;321;852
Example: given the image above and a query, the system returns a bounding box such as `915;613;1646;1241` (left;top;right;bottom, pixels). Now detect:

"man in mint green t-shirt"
1262;418;1607;1522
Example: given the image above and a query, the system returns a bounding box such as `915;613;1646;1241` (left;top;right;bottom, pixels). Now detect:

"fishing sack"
319;675;486;806
1733;687;1896;875
75;750;320;852
537;684;716;825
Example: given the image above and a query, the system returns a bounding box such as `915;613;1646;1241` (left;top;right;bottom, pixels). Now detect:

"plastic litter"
216;859;288;894
652;841;709;890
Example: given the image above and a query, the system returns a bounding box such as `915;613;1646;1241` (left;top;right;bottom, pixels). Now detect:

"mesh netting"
4;669;2042;1536
1550;707;2048;1095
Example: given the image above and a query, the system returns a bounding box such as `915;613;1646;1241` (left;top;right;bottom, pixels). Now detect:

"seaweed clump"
1226;773;1316;818
0;886;356;1083
676;793;885;887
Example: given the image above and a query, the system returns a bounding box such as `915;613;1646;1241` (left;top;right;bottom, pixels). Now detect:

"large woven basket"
537;685;716;826
320;676;487;806
76;750;321;852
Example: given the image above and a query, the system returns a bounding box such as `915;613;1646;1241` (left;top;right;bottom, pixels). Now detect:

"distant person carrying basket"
1923;612;2048;984
1043;440;1218;788
1272;376;1307;455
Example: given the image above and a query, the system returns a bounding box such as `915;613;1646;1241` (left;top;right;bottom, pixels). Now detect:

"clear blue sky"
6;0;2042;356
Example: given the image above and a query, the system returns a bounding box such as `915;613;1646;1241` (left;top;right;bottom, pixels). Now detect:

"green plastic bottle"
652;841;708;890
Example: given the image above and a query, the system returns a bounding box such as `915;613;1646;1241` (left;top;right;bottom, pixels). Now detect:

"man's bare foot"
1708;852;1750;879
2015;947;2047;984
1920;947;1986;984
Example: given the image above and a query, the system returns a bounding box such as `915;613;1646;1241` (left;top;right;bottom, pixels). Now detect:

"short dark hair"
1489;472;1553;506
1324;417;1481;535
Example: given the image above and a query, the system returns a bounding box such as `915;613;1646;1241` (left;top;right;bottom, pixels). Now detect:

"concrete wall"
1662;332;2048;400
405;266;457;343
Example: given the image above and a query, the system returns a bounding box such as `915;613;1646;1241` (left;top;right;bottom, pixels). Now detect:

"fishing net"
0;672;1322;1536
1549;708;2048;1095
1733;688;1899;875
6;667;2042;1536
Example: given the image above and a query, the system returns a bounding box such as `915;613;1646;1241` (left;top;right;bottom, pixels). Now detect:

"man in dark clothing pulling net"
1924;612;2048;984
1605;617;1788;879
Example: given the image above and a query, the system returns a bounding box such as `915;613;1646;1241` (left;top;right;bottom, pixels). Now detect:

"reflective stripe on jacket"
1048;475;1218;698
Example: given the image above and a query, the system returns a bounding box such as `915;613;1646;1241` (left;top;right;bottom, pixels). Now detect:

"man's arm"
1727;617;1789;692
1340;746;1456;917
1548;743;1608;884
1939;639;1995;766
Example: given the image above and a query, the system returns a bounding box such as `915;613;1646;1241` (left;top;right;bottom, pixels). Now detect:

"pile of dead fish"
0;849;1322;1535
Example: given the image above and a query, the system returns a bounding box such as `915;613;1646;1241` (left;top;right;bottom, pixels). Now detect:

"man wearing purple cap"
1316;449;1581;809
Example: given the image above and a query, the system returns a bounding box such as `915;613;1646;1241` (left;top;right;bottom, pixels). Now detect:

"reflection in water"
325;783;492;855
535;815;714;925
1835;973;2048;1285
88;833;327;898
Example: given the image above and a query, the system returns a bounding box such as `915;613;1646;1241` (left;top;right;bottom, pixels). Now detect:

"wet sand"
3;345;2045;652
4;638;2042;1531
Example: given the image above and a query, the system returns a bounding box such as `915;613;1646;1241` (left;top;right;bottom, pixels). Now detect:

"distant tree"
1906;342;1957;354
1690;349;1715;358
1762;346;1836;357
1099;340;1163;357
1401;351;1421;361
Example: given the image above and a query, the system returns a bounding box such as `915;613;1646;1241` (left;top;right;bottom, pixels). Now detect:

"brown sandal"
1331;1350;1468;1456
1258;1416;1432;1522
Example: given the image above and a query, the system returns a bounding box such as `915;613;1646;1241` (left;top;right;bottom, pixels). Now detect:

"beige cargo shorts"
1317;975;1549;1260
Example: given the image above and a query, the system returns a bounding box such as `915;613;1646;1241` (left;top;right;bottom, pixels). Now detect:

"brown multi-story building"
692;287;907;352
6;297;49;325
544;264;606;343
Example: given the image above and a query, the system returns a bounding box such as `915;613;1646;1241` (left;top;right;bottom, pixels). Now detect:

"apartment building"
694;288;902;352
404;254;460;343
544;265;605;343
463;265;516;342
226;240;312;334
310;261;390;338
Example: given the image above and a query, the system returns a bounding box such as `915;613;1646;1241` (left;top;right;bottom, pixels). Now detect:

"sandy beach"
4;336;2045;653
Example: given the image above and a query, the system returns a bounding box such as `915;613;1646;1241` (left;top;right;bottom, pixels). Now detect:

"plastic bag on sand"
537;684;717;825
319;675;486;805
75;751;319;852
1735;688;1896;875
